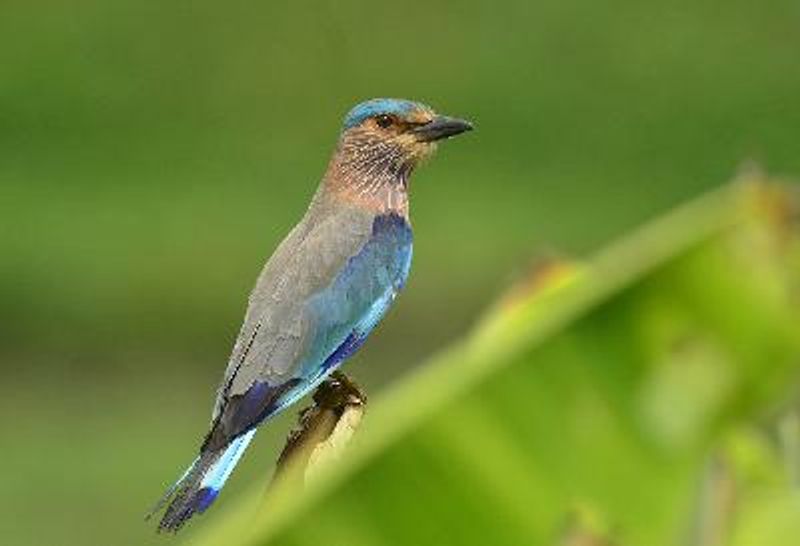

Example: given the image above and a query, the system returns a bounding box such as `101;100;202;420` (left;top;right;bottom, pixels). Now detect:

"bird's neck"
321;152;410;217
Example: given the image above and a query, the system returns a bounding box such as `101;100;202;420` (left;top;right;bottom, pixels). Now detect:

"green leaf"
190;177;800;546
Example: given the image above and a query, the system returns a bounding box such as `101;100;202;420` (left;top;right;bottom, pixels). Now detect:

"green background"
1;1;797;544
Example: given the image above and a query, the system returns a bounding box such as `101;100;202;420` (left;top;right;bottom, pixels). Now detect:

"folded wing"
204;207;412;451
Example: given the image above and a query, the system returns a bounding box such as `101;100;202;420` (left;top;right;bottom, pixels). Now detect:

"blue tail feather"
149;429;257;532
199;429;255;492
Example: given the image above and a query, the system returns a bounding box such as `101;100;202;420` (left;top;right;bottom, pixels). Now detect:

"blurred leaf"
190;178;800;546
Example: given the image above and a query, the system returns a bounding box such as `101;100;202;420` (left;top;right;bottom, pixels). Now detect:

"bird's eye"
375;115;394;129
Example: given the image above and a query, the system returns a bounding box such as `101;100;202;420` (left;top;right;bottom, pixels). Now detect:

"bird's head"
334;98;473;180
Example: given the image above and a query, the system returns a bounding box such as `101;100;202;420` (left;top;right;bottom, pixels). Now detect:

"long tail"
147;429;257;532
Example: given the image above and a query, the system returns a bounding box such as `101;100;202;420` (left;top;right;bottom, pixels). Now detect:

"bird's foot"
316;370;367;407
272;371;367;487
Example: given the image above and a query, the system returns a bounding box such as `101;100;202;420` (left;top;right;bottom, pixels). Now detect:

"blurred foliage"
1;1;799;545
192;180;800;546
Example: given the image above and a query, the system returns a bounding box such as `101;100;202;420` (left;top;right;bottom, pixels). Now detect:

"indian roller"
149;98;472;531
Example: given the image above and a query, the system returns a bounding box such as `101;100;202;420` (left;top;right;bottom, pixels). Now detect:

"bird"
148;98;473;531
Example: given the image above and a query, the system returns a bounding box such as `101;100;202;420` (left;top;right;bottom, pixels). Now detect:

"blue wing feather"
289;212;412;397
230;212;412;426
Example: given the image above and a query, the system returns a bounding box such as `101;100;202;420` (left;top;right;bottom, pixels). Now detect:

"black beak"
413;115;474;142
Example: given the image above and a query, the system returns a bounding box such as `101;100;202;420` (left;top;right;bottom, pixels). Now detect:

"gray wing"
210;200;375;423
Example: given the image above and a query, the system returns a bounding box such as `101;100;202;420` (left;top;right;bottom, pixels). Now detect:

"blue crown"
343;98;427;130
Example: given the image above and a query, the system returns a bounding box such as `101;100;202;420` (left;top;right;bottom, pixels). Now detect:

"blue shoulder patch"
316;213;412;375
343;98;425;130
303;213;412;375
